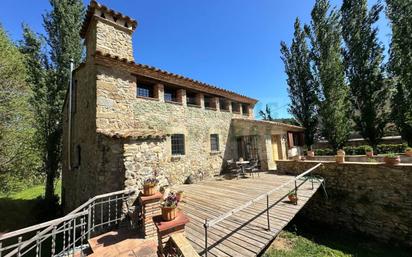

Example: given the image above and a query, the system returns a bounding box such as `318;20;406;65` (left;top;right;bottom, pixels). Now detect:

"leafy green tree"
386;0;412;146
0;25;41;193
281;18;318;150
306;0;351;151
20;0;84;201
341;0;389;148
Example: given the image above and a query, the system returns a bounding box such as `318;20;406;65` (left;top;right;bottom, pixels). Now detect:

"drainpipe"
68;59;74;171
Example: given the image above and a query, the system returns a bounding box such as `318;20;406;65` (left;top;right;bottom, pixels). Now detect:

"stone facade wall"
95;64;237;186
62;63;98;212
95;17;134;61
276;160;412;247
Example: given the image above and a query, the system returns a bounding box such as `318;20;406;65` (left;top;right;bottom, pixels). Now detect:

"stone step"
87;229;157;257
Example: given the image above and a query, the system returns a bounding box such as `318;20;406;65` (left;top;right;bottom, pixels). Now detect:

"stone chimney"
80;0;138;62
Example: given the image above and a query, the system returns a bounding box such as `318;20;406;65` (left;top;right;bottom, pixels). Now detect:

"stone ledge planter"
384;156;401;165
161;207;177;221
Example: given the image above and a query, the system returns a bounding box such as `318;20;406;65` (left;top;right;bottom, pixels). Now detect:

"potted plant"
364;146;374;157
405;147;412;157
287;191;298;205
143;177;159;196
384;153;401;165
161;192;179;221
335;149;345;164
307;148;315;158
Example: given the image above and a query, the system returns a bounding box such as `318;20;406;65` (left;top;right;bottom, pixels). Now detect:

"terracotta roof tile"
97;128;167;140
232;118;305;131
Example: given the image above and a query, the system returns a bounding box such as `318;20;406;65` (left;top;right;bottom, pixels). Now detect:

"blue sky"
0;0;390;118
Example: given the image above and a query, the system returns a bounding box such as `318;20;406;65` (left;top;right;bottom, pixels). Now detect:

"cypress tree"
386;0;412;146
341;0;389;149
20;0;84;201
281;18;318;149
306;0;351;151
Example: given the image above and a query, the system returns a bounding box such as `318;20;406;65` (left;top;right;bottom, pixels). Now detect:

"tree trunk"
45;168;55;201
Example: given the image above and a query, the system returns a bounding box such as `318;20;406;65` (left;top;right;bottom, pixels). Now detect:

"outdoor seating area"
226;159;261;178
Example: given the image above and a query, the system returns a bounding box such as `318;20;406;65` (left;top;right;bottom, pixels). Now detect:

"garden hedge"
312;143;408;156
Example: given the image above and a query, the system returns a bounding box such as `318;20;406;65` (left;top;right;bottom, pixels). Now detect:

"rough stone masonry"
276;160;412;247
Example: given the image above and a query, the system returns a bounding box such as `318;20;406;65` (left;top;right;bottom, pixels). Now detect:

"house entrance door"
271;135;282;161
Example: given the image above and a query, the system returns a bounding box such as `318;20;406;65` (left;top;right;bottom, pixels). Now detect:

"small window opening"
210;134;220;152
171;134;185;155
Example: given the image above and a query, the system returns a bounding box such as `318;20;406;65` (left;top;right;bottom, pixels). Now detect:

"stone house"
62;0;304;212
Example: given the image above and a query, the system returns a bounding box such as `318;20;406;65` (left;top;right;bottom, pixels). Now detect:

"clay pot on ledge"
161;207;177;221
405;149;412;157
288;193;298;205
143;184;157;196
336;149;345;156
307;150;315;158
366;151;374;158
384;156;401;165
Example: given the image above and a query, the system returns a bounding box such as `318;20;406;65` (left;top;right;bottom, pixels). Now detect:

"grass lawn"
0;180;61;233
264;231;350;257
264;221;411;257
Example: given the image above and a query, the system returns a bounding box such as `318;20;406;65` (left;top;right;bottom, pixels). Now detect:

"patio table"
236;160;250;177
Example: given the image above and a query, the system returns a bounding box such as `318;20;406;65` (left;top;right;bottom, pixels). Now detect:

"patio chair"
245;159;260;178
227;159;241;179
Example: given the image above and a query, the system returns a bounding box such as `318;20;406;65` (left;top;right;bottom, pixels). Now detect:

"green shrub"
376;144;407;154
314;148;335;156
314;143;408;156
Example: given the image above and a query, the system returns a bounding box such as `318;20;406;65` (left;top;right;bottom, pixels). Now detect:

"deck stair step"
87;229;157;257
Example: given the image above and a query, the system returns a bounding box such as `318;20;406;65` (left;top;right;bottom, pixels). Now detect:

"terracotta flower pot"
405;150;412;157
288;194;298;204
366;151;374;157
335;155;345;164
337;149;345;156
307;150;315;158
143;184;157;196
384;156;401;165
161;207;177;221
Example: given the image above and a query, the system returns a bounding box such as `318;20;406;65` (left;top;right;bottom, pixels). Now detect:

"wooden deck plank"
173;172;323;257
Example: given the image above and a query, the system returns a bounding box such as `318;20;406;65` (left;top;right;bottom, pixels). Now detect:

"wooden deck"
173;172;323;257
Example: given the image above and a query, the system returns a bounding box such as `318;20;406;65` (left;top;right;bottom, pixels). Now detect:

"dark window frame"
137;82;154;98
232;102;240;113
164;87;178;102
242;104;249;115
210;134;219;152
186;92;198;106
171;134;185;155
219;98;229;111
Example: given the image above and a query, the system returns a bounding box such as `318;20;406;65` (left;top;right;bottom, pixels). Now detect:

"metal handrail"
0;188;137;257
203;163;323;257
